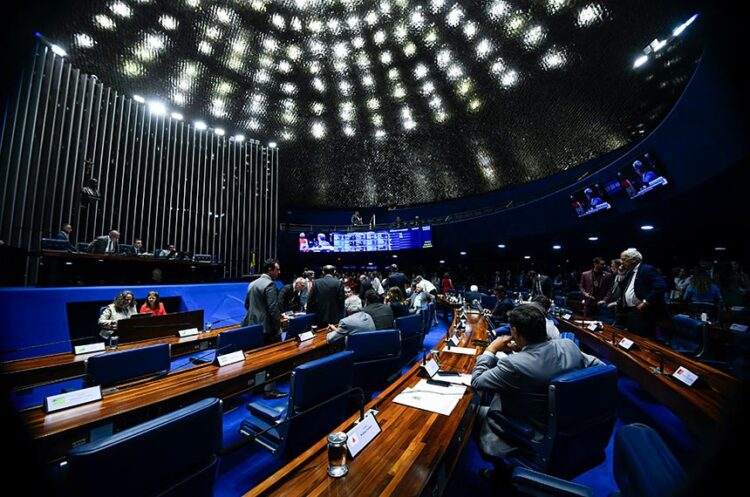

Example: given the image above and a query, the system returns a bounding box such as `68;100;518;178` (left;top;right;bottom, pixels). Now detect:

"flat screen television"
570;183;612;218
618;152;669;199
299;226;433;253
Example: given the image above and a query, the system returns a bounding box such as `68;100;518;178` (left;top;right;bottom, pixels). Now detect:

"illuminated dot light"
73;0;616;143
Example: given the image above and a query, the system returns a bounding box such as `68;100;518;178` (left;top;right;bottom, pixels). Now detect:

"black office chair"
216;324;264;353
285;313;316;340
64;397;223;497
346;329;401;394
395;314;422;366
512;423;687;497
85;343;171;388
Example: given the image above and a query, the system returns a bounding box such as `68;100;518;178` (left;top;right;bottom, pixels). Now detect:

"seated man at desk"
326;295;376;344
139;290;167;316
471;304;604;479
98;290;137;338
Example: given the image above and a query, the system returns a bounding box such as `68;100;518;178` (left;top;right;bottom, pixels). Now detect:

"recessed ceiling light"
268;142;277;148
714;247;727;251
133;95;145;103
497;244;506;248
460;251;467;255
524;255;531;259
588;236;599;241
640;225;654;231
194;120;207;130
552;245;562;250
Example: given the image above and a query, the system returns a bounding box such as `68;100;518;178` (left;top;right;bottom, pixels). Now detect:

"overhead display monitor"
299;226;433;253
618;152;669;199
570;183;613;218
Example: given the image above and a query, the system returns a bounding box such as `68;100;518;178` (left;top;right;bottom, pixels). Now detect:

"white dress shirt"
624;264;642;307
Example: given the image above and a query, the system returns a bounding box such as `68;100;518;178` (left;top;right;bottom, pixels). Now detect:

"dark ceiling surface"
44;0;704;208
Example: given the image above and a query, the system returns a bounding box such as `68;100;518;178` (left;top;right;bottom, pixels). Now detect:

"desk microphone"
183;344;237;368
204;313;248;331
220;386;367;457
649;348;665;375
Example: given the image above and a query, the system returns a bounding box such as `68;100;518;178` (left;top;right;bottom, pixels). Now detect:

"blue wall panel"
0;282;248;361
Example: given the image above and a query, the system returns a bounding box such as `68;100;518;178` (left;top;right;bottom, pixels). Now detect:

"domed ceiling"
45;0;703;208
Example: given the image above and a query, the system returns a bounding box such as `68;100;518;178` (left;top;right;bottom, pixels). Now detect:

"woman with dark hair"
140;290;167;316
98;290;137;338
385;287;411;318
684;269;722;305
441;273;454;294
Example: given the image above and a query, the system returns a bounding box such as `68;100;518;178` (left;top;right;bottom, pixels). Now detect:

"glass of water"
326;432;348;478
109;335;119;350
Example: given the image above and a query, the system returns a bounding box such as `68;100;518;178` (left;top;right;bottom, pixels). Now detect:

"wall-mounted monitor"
618;152;669;199
570;183;612;218
299;226;433;253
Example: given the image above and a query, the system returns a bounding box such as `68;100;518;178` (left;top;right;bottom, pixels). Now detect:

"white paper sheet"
441;346;476;356
393;380;466;416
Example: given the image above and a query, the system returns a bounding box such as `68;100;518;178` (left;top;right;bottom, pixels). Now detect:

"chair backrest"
544;364;618;478
346;329;401;392
41;238;70;251
554;295;567;308
614;423;687;497
481;294;497;310
688;301;718;320
278;350;354;458
395;314;423;366
669;315;705;356
65;397;223;497
85;343;171;387
285;313;317;340
118;243;134;255
216;324;264;354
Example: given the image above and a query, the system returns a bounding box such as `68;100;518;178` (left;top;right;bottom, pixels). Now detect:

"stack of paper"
393;380;467;416
442;346;476;356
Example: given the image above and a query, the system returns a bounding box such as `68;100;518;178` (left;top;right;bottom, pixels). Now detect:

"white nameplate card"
442;346;477;356
729;323;748;333
297;331;315;342
44;385;102;413
74;343;106;355
178;327;200;338
587;322;599;332
216;350;245;367
422;357;440;378
618;337;635;350
672;366;699;387
346;412;381;458
562;313;572;321
448;335;460;347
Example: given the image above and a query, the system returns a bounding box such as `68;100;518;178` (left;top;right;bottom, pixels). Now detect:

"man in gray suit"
88;230;120;254
307;265;345;327
471;304;603;479
326;295;376;344
242;258;286;399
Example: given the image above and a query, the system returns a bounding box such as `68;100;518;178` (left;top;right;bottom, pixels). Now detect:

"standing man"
386;264;408;294
307;265;346;327
579;257;613;317
528;271;552;298
243;258;286;399
618;248;667;339
88;230;120;254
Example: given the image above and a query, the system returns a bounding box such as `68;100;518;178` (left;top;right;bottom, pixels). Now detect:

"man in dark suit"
465;285;483;309
307;265;345;327
363;290;395;330
617;248;667;339
242;258;286;399
579;257;613;317
527;271;552;298
54;223;75;249
386;264;407;294
358;274;373;299
491;286;515;325
278;277;304;313
88;230;120;254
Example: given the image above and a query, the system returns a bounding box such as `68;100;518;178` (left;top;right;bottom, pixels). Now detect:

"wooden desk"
245;311;489;497
558;317;741;437
23;331;343;462
1;325;239;390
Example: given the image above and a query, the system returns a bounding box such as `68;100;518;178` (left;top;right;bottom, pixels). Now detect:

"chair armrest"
246;402;286;424
489;411;537;440
512;467;594;497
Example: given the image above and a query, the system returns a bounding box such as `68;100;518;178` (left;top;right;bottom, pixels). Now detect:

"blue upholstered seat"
285;313;317;340
668;315;706;356
490;364;618;479
395;314;423;366
512;423;686;497
239;350;354;459
65;397;223;497
216;324;264;353
346;329;401;393
85;343;171;388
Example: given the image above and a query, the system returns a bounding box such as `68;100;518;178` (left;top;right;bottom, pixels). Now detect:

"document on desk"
393;379;466;416
434;372;472;386
442;346;476;356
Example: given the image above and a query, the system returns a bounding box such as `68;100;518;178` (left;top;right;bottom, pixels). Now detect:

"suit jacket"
359;277;373;298
465;291;483;307
471;340;604;457
619;263;667;309
529;275;552;298
278;284;302;313
326;311;376;344
242;274;281;334
307;274;345;327
579;270;613;302
364;302;395;330
492;297;515;321
387;272;408;294
89;235;119;254
54;231;70;241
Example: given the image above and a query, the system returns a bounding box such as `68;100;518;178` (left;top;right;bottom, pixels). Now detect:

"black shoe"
263;391;288;400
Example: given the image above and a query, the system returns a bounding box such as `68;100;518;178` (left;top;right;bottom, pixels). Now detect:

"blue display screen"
299;226;433;253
